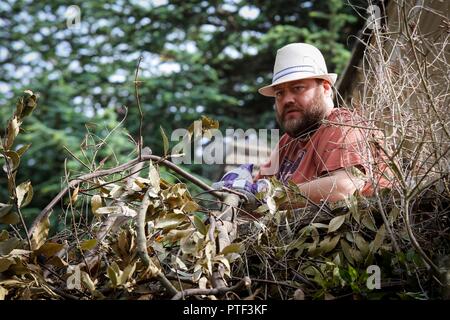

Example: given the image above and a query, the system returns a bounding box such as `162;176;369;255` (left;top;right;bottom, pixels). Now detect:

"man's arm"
293;168;365;204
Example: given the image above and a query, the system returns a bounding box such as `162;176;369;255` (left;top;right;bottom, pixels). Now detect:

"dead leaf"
81;271;96;293
91;195;102;216
148;161;160;192
0;258;15;272
0;237;21;255
155;213;186;229
16;181;33;208
0;211;20;224
0;286;8;300
37;242;64;257
30;216;50;251
160;126;169;156
70;186;79;205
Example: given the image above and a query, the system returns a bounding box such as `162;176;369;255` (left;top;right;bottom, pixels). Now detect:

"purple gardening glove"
212;164;270;195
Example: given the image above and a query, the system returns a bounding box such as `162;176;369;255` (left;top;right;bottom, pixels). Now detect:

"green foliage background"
0;0;366;218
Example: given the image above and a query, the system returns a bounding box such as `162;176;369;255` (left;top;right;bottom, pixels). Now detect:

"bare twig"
137;187;179;296
29;153;223;237
134;56;144;159
172;276;251;300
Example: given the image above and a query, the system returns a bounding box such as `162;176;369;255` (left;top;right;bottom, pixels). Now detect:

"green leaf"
319;235;341;253
221;243;243;255
388;207;400;224
354;233;369;256
193;215;207;235
181;201;199;214
80;239;98;251
16;181;33;208
370;224;386;253
340;239;354;264
328;214;347;233
362;214;377;232
15;144;31;157
107;264;119;287
160;126;169;156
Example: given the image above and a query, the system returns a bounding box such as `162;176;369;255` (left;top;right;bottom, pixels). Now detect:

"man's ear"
322;80;332;98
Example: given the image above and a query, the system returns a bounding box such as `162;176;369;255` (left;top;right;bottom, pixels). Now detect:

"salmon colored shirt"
256;108;391;197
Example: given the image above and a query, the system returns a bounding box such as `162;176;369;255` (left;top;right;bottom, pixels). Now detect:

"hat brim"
258;73;338;97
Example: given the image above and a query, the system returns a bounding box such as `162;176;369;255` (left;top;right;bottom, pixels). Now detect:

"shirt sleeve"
316;124;370;177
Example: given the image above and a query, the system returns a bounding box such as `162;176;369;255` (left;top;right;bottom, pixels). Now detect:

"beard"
276;89;329;138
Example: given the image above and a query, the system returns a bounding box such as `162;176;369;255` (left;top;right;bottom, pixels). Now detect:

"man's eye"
293;86;304;91
275;91;283;98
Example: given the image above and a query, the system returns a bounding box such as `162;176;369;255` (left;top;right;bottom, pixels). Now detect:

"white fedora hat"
258;43;337;97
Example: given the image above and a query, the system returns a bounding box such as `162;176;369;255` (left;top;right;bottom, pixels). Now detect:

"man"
216;43;391;206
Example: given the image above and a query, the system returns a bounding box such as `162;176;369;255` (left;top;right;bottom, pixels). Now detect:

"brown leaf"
0;238;21;255
5;117;19;149
16;181;33;208
36;242;64;257
90;195;102;216
30;216;50;251
0;211;20;225
70;186;79;205
0;258;15;273
154;213;186;229
0;204;13;218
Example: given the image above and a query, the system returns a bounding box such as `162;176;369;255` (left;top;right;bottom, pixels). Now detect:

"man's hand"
212;164;270;195
212;164;255;194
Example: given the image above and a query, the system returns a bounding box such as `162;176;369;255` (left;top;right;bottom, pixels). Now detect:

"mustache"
281;104;302;118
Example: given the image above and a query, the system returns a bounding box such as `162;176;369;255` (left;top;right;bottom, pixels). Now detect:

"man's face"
274;79;329;138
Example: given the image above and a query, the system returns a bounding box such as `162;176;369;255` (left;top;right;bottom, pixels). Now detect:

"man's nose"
280;90;296;109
